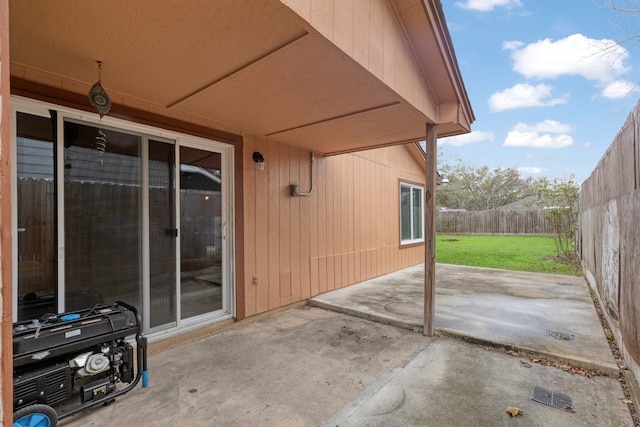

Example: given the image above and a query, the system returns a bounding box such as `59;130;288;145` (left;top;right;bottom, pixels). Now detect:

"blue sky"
439;0;640;183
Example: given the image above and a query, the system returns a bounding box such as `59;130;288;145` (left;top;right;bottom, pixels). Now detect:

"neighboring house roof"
497;196;549;210
10;0;474;155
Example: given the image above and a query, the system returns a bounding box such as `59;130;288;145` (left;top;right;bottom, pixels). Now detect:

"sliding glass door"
13;98;234;332
148;139;177;329
15;111;57;320
63;121;142;312
179;145;224;320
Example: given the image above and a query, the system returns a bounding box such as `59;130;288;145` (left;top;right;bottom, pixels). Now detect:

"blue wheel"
13;404;57;427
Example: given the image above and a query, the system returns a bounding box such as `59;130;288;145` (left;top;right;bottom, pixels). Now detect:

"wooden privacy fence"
17;177;222;297
578;98;640;369
436;209;553;235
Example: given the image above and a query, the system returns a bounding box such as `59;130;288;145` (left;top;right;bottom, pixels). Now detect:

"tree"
436;162;536;211
608;0;640;15
531;175;580;259
607;1;640;54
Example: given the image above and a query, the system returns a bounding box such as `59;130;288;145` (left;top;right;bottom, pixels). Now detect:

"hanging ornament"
88;61;111;119
95;129;107;166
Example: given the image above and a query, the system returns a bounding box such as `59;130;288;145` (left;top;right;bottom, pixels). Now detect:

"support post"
424;124;437;336
0;0;13;423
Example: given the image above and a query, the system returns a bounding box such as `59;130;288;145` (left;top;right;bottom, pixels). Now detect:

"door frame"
11;96;236;334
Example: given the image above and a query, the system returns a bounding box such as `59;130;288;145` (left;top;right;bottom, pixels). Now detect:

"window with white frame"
400;182;424;244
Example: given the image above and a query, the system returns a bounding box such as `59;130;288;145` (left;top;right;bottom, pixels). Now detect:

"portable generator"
12;301;148;426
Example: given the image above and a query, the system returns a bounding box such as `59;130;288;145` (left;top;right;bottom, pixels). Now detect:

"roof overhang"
402;0;475;137
9;0;473;155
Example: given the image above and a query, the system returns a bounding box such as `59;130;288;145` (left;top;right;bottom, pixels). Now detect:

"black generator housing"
13;301;148;425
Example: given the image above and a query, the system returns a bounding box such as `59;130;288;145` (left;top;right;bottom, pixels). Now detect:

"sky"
438;0;640;183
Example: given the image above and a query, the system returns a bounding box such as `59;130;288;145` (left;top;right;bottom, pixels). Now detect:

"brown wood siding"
9;80;428;327
280;0;438;120
242;141;426;317
1;0;13;421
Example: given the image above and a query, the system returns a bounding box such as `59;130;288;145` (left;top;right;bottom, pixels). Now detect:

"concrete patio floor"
310;263;619;376
61;264;635;426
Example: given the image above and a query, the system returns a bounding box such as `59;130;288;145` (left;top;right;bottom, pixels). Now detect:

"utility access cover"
532;386;575;412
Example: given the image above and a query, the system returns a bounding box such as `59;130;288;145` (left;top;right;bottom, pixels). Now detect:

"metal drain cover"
533;386;574;412
548;330;575;341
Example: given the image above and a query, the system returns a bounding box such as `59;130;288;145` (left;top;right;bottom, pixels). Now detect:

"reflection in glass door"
63;121;142;311
15;112;57;320
148;140;177;329
179;146;223;320
14;99;233;331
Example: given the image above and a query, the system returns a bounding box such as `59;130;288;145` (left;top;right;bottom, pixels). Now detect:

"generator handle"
115;301;148;388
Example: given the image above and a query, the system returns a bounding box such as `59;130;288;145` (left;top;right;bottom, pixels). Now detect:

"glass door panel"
179;146;223;319
63;121;142;311
149;140;177;328
15;112;57;320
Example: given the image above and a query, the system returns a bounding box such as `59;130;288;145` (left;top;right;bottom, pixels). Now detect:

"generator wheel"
13;404;58;427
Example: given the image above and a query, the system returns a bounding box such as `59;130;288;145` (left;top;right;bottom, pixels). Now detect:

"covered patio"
60;264;632;426
9;0;472;153
2;1;476;423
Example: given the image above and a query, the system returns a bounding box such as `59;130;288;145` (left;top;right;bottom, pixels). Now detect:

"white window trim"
400;181;425;245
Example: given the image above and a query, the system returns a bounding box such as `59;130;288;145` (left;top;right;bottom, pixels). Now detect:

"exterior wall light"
253;151;265;170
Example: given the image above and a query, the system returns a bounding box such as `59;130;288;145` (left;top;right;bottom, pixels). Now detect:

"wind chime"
88;61;111;166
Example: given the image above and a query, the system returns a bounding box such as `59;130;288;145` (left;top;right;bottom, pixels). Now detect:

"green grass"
435;234;582;275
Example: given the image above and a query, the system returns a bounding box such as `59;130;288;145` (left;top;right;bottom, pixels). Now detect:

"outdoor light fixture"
253;151;265;170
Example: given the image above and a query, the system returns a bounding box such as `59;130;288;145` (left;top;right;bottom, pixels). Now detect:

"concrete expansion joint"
435;327;620;378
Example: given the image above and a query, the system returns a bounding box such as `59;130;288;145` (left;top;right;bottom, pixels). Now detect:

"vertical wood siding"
280;0;437;120
243;138;426;317
1;2;13;420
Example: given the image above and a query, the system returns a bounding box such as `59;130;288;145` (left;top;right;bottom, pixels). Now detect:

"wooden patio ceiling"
9;0;472;155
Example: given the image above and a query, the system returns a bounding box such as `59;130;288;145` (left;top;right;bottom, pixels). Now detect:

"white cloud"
506;34;630;88
440;131;494;146
505;132;573;148
583;141;592;148
518;119;573;133
517;166;545;174
502;40;524;50
602;80;639;99
455;0;522;11
489;83;566;112
503;120;574;148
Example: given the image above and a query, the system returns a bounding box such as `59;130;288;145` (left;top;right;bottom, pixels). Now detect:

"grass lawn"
435;234;582;276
